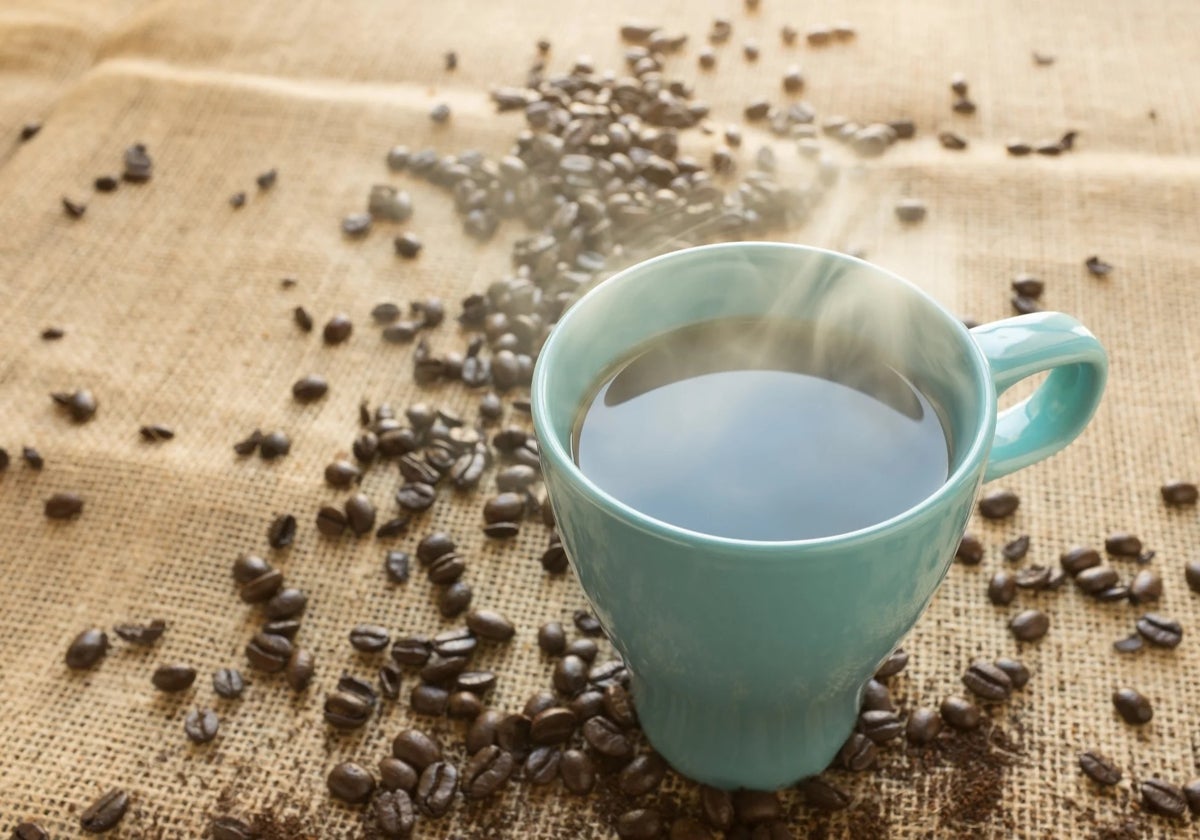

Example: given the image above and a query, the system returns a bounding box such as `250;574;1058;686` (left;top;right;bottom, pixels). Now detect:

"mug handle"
969;312;1108;482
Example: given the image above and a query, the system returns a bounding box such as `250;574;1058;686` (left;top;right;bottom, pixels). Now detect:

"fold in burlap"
1;1;1198;837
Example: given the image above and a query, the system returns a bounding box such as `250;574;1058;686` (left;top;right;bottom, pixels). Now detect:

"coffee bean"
1136;613;1183;648
153;663;197;692
858;709;904;743
463;745;515;799
389;730;444;774
420;653;468;686
1085;255;1113;277
22;446;44;469
1005;140;1033;156
905;706;942;744
1015;565;1051;590
987;570;1017;605
263;586;306;619
1112;687;1153;724
962;660;1013;701
114;619;166;645
51;389;97;422
1161;481;1198;506
938;131;967;150
460;710;501;754
798;778;851;811
397;482;437;511
455;670;497;696
184;707;219;744
328;761;375;804
439;581;473;617
259;431;291;459
1186;560;1200;593
65;628;109;670
782;66;804;94
952;96;976;114
267;513;296;548
979;489;1019;518
240;569;283;603
374;789;416;838
1184;779;1200;814
1079;751;1122;786
523;690;558;719
292;374;328;403
1129;569;1163;604
1013;296;1041;315
256;169;277;190
991;658;1028;689
1075;565;1118;595
343;493;376;537
411;684;449;715
861;678;894;712
394;233;423;259
1141;779;1187;818
427;552;465;584
466;609;515;642
210;818;257;840
955;534;984;565
138;424;175;442
553;655;588;696
80;789;129;833
432;627;476;657
522;746;561;786
122;142;152;182
342;213;372;237
1009;609;1049;642
415;761;457;818
379;757;418;793
1061;546;1101;575
530;707;577;745
322;313;353;345
482;493;524;524
1114;634;1144;653
617;808;662;839
315;506;347;537
447;691;482;720
570;690;606;720
582;715;633;758
45;492;84;519
227;190;246;208
537;621;567;655
1010;275;1044;299
573;610;604;637
245;631;292;672
377;516;410;540
894;198;926;223
1106;532;1142;557
940;696;981;730
211;667;246;699
292;306;314;333
836;732;877;771
263;618;302;639
324;689;372;729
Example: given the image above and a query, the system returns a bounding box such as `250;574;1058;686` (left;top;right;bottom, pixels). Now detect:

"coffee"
571;317;950;540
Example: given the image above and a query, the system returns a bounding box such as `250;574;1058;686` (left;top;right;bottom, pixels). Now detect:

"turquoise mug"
531;242;1106;790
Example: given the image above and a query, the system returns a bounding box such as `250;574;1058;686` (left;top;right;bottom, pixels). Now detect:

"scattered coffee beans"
328;761;376;804
80;789;129;833
1112;687;1152;725
65;628;109;670
979;489;1019;518
1079;751;1122;786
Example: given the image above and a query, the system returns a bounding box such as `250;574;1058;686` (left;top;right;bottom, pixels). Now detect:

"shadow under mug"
531;242;1107;790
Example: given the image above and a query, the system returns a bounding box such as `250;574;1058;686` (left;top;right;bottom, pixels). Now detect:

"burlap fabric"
2;0;1198;836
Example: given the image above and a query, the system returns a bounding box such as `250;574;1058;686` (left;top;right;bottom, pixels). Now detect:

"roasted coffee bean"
292;374;327;403
1129;569;1163;603
51;389;97;422
415;761;458;818
905;706;942;744
589;659;626;687
45;492;84;519
264;587;306;620
541;538;569;573
570;689;606;721
374;789;416;838
456;671;496;695
394;233;423;259
537;621;567;655
952;96;976;114
379;551;411;586
1086;255;1113;277
493;713;531;756
1161;481;1198;506
1011;275;1044;299
798;778;851;811
153;663;197;692
938;131;967;150
836;732;877;772
1079;751;1122;786
573;610;604;637
184;707;219;744
531;707;577;744
255;168;277;190
350;624;391;653
956;534;984;565
988;570;1017;605
1186;560;1200;593
466;609;515;642
1006;140;1033;156
483;493;524;523
397;482;437;511
598;684;635;729
1136;613;1183;648
1061;546;1101;575
267;513;296;549
1096;584;1130;602
1013;295;1041;315
22;446;44;469
895;198;926;223
962;660;1013;701
392;728;442;770
1113;687;1153;724
940;696;982;730
380;757;419;793
212;668;245;699
979;489;1019;518
1105;532;1142;557
583;716;633;758
245;631;292;672
328;761;375;804
731;790;781;824
1114;634;1144;653
525;746;561;785
411;684;449;715
291;305;315;333
439;581;472;617
324;690;372;729
448;690;483;719
1184;779;1200;814
80;789;129;833
322;313;353;345
377;516;410;540
495;464;537;492
874;649;908;680
523;690;558;719
371;302;402;324
240;570;283;608
432;627;477;657
377;662;403;700
1010;609;1049;642
553;655;588;695
312;505;347;537
138;424;175;442
65;628;110;670
427;552;466;584
342;212;372;236
1002;534;1031;561
1142;779;1187;818
391;637;431;668
463;745;515;799
279;647;313;690
1015;565;1051;590
420;654;469;685
416;533;455;564
210;817;256;840
616;752;669;799
259;431;291;459
858;709;904;743
560;748;596;794
464;709;502;753
616;808;662;839
1076;565;1118;595
345;493;376;537
262;619;301;640
992;657;1029;689
861;678;894;712
478;391;502;421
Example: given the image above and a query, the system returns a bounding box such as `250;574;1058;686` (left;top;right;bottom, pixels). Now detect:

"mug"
531;242;1107;790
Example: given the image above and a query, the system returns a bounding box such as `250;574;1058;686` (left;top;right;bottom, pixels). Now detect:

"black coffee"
571;317;950;540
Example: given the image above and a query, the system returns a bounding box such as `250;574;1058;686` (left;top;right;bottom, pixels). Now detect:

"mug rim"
531;241;996;552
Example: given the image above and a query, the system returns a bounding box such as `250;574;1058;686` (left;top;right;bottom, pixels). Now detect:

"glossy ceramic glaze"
531;242;1107;790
